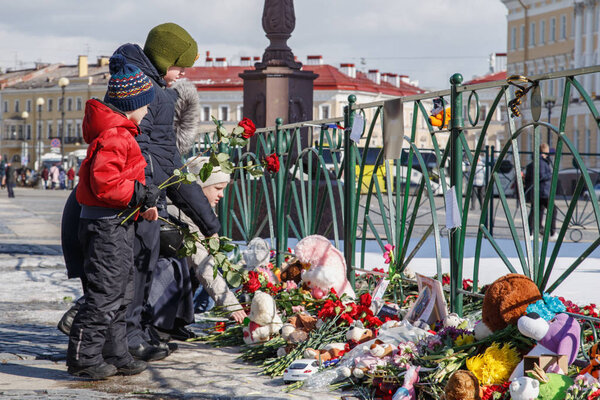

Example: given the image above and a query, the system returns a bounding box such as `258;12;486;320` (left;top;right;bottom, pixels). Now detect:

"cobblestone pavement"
0;188;350;399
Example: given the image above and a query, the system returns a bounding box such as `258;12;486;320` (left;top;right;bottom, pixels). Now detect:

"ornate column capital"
255;0;301;70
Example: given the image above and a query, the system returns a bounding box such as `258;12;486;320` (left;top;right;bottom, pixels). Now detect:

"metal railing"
193;65;600;316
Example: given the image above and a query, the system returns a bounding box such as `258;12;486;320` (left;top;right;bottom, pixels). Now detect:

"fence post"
450;73;464;315
343;95;357;290
275;117;286;270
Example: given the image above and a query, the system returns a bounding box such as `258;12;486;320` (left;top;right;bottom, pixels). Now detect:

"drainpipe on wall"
518;0;529;75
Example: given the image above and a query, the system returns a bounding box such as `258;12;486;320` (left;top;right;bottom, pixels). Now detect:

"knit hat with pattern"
144;22;199;76
105;54;155;112
187;156;230;188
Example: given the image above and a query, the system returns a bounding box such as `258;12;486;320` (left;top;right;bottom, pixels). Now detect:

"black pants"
125;219;160;347
471;185;484;210
6;183;14;198
66;217;135;368
528;197;557;235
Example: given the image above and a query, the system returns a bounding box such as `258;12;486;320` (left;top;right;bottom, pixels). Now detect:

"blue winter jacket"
112;44;220;236
525;155;553;199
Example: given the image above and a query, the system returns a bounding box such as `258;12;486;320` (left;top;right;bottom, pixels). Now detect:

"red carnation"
359;293;372;307
238;117;256;139
340;313;354;325
243;271;262;293
264;153;280;173
215;322;226;332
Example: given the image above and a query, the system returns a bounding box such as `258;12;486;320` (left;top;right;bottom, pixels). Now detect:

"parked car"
582;183;600;200
283;359;320;383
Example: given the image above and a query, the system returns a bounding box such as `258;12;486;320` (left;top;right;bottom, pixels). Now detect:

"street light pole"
544;97;556;147
20;111;29;167
58;77;69;166
35;97;45;170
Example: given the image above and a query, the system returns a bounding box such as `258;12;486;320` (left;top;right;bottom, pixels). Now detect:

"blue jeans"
193;284;215;314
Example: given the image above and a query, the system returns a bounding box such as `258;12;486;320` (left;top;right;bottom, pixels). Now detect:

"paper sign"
370;277;390;314
445;186;461;229
350;113;364;143
382;98;404;159
405;273;448;326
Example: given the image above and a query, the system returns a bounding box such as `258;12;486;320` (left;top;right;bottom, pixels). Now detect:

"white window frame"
76;120;82;139
14;100;20;113
520;24;526;48
530;22;536;47
67;97;73;112
26;124;32;140
319;104;331;120
218;105;230;122
2;101;7;113
47;98;53;112
201;106;211;122
511;27;517;50
236;105;243;121
540;20;545;45
560;14;566;40
47;121;53;139
26;99;32;112
76;97;83;111
550;18;556;43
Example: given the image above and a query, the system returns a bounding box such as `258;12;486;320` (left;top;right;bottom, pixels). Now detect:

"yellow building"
0;56;109;169
502;0;600;168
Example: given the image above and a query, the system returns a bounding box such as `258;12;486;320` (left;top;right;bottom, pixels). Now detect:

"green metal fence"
195;65;600;315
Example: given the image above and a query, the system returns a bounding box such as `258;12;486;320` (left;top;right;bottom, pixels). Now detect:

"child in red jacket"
66;54;159;379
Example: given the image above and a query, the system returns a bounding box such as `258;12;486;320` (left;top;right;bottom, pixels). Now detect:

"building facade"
0;56;109;169
502;0;600;168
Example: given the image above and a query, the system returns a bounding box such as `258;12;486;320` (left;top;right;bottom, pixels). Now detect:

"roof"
185;64;425;96
464;71;507;85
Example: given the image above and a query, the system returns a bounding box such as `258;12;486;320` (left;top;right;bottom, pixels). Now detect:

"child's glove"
129;181;161;211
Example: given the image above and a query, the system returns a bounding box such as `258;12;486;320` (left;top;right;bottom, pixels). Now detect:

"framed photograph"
405;274;448;326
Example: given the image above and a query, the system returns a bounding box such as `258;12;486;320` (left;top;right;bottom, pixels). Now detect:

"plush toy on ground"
474;273;542;340
279;257;304;284
304;343;346;361
242;291;283;344
295;235;355;300
346;320;375;345
518;312;581;369
509;376;540;400
443;369;481;400
580;342;600;380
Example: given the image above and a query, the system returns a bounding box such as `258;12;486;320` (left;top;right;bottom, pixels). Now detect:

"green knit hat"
143;22;199;76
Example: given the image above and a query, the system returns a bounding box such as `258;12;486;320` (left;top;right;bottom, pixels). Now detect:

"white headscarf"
186;156;231;188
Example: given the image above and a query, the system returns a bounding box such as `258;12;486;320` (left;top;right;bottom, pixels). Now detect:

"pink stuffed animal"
392;365;420;400
295;235;355;300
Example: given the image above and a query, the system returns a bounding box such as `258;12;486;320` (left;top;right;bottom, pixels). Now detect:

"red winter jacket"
76;99;146;209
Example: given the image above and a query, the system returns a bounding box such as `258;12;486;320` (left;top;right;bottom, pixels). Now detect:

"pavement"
0;187;348;400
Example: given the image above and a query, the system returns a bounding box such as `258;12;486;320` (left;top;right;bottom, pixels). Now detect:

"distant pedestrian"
525;143;558;240
59;167;66;190
49;164;59;189
67;167;75;190
41;166;49;189
471;159;485;210
66;54;159;380
0;155;5;189
3;162;15;198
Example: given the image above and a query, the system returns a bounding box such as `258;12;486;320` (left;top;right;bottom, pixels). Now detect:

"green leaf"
249;167;263;177
209;237;220;252
222;243;235;252
221;136;230;144
185;173;197;183
232;125;245;135
226;272;242;288
214;253;227;265
218;125;229;138
199;163;213;182
216;153;229;163
220;161;234;174
173;169;182;176
211;116;219;125
209;153;219;166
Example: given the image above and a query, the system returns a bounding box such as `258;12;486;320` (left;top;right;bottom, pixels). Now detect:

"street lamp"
20;111;29;168
58;77;70;164
36;97;45;170
544;96;556;147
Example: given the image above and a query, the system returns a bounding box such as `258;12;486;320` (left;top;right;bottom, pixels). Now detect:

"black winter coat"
525;155;553;200
112;44;220;236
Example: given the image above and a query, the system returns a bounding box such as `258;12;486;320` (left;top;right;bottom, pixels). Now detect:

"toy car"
283;359;320;383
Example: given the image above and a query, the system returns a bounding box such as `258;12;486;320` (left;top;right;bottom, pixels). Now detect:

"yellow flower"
466;342;520;385
454;333;475;347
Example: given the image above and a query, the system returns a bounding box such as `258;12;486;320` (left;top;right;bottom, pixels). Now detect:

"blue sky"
0;0;507;90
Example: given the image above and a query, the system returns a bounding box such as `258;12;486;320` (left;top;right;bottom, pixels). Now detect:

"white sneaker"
529;234;534;241
549;233;559;241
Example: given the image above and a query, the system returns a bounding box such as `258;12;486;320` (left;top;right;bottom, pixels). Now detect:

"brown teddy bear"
444;370;482;400
474;273;542;340
279;257;304;284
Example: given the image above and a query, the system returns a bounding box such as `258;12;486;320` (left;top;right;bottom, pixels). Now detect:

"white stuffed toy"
242;291;283;344
509;376;540;400
295;235;355;300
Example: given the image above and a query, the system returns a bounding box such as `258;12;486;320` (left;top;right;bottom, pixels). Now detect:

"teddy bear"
304;343;347;361
429;98;452;128
509;376;540;400
443;369;482;400
346;320;375;345
295;235;355;300
580;341;600;380
277;313;318;357
242;291;283;345
517;312;581;368
368;339;395;358
473;273;542;340
279;257;304;285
